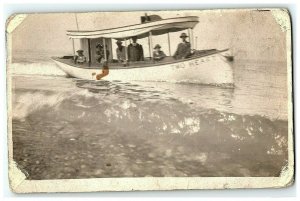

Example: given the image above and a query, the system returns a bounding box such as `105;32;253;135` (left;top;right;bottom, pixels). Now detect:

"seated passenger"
153;44;166;61
173;33;191;60
75;50;86;64
128;36;144;62
115;40;126;63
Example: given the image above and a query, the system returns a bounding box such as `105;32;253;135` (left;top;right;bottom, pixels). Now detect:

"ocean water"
10;58;289;179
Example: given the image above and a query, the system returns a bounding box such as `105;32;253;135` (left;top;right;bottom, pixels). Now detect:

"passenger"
173;33;191;60
115;40;126;63
128;36;144;61
75;50;86;64
96;43;110;63
95;44;104;63
153;44;166;61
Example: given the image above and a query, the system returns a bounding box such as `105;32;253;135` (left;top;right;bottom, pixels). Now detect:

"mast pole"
75;13;79;30
72;13;79;57
167;32;171;56
88;39;91;67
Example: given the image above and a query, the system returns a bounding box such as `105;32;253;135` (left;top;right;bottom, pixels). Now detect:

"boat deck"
53;49;228;70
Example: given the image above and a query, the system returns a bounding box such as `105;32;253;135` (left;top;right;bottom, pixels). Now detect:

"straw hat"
180;33;188;38
154;44;161;49
96;43;103;48
116;40;122;45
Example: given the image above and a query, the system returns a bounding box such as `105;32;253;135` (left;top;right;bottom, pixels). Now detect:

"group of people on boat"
115;36;144;63
74;32;192;65
116;32;192;62
151;32;192;61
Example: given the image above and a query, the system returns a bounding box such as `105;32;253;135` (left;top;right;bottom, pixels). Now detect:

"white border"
1;0;298;200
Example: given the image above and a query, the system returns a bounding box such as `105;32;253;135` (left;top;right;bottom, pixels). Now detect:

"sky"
11;9;288;62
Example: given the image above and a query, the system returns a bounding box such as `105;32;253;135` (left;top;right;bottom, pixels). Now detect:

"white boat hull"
53;53;233;85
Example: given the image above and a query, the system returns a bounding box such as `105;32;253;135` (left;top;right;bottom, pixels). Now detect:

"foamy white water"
9;58;288;120
9;62;66;76
11;75;289;179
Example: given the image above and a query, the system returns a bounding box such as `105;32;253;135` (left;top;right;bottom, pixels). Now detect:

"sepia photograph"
6;8;294;193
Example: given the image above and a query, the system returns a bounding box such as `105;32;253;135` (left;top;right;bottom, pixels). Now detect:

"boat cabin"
61;15;204;68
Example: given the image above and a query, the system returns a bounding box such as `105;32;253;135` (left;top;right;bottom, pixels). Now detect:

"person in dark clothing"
128;36;144;62
96;43;110;63
173;33;191;60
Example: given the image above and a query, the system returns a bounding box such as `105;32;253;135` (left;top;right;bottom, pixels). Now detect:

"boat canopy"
67;16;199;40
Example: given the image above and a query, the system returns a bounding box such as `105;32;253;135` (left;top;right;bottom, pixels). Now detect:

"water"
10;59;289;179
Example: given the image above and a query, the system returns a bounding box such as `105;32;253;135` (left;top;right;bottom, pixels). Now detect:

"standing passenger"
115;40;126;63
173;33;191;60
96;43;110;63
128;36;144;61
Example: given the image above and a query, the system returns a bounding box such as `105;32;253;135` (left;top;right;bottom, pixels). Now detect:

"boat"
52;14;234;84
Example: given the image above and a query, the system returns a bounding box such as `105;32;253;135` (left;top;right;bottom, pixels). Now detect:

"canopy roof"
67;16;199;40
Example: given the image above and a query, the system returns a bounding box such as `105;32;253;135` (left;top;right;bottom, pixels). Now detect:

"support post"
191;28;194;50
88;39;91;67
167;32;171;56
103;38;107;61
188;28;191;47
148;31;153;59
148;35;151;59
111;38;113;60
124;39;128;61
188;28;194;49
72;38;75;55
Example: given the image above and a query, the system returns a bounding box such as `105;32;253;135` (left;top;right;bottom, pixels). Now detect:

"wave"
8;62;66;76
12;81;288;178
134;79;235;88
12;91;68;120
12;87;288;161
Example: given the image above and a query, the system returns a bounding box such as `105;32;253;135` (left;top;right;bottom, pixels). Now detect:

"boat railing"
54;48;230;70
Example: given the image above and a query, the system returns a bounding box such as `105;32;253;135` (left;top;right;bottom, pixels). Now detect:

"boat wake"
133;79;235;88
9;62;66;76
12;82;288;177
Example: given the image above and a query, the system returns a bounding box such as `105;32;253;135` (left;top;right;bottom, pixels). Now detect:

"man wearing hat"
128;36;144;62
115;40;126;63
153;44;166;61
96;43;110;63
173;33;191;60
